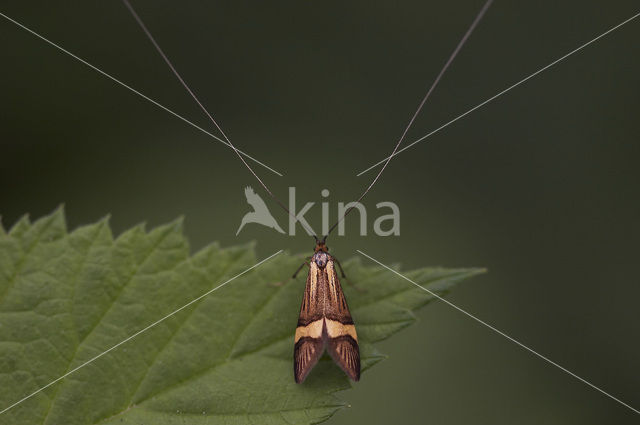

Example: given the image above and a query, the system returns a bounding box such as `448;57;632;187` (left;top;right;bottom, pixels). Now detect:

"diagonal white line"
0;11;283;177
0;250;283;416
327;0;492;236
120;0;311;234
357;10;640;177
356;249;640;415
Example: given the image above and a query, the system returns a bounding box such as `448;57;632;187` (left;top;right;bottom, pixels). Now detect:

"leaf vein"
39;228;175;425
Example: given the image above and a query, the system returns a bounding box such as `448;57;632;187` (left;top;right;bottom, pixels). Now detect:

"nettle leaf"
0;208;484;425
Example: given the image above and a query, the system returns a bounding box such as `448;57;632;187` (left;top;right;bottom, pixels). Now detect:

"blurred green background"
1;1;639;423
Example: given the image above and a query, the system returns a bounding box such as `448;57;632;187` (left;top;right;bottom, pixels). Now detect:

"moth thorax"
312;251;329;268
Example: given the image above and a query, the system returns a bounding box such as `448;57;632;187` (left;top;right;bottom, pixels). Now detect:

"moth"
293;237;359;383
119;0;491;385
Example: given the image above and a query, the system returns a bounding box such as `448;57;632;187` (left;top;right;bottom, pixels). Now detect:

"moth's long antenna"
121;0;315;235
326;0;493;237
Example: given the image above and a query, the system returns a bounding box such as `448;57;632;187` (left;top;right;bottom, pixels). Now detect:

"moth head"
313;235;329;252
314;241;328;253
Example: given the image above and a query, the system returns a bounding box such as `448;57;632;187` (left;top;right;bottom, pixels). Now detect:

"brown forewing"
294;257;360;383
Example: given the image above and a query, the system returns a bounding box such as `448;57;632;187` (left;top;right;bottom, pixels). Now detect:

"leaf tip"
121;222;147;240
465;267;488;278
8;213;31;236
169;215;185;233
98;213;112;224
46;204;67;228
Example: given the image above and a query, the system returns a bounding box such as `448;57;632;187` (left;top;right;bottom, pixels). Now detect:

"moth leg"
292;259;311;279
333;257;347;278
333;256;366;293
269;257;310;286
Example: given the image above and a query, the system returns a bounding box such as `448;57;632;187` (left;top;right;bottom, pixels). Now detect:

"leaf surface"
0;208;484;425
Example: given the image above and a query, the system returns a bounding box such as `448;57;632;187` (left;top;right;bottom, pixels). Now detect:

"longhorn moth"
121;0;492;382
292;237;359;383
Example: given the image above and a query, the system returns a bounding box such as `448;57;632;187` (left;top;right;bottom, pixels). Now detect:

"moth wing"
298;261;324;324
326;334;360;381
294;262;326;383
294;258;360;383
294;337;324;383
324;262;360;381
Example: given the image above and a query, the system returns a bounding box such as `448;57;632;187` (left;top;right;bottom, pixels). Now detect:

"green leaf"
0;208;484;425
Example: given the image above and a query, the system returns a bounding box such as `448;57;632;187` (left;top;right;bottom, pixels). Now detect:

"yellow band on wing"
295;318;358;343
295;319;323;343
325;319;358;341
